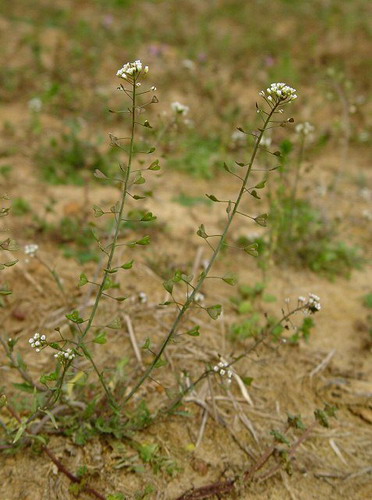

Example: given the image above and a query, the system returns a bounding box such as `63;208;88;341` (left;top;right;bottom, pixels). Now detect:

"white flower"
28;97;42;113
171;101;189;116
138;292;148;303
213;360;233;384
29;332;47;351
260;82;297;106
24;244;39;257
151;86;157;91
295;122;314;136
116;60;147;79
305;293;321;314
54;348;75;362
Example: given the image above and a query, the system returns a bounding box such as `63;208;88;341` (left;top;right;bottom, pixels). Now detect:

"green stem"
124;105;278;404
79;82;137;342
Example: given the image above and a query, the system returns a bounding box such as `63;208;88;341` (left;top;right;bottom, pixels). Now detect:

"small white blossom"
138;292;148;303
295;121;315;136
171;101;189;116
54;348;75;362
213;360;233;384
28;97;42;113
260;82;297;105
151;86;157;91
29;332;47;351
305;293;321;314
24;244;39;257
116;60;147;79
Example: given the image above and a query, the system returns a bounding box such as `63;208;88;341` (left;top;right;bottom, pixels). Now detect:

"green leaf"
94;331;107;344
163;279;174;294
249;190;261;199
13;422;26;444
134;174;146;185
206;304;222;320
241;376;253;386
0;289;12;295
148;160;160;170
255;180;266;189
40;371;59;384
93;205;104;217
222;273;237;286
147;147;156;154
254;213;268;227
244;243;259;257
79;273;88;287
121;260;134;270
66;310;84;324
133;194;146;200
206;194;219;202
12;382;35;393
142;337;152;350
196;224;208;239
107;317;121;329
136;235;151;246
270;429;290;446
154;357;167;368
185;325;200;336
141;212;157;222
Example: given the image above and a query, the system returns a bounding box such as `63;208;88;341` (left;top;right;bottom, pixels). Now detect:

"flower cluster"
29;332;47;352
298;293;321;314
213;361;233;384
171;101;189;116
259;82;297;105
295;121;314;136
116;60;148;80
54;348;75;362
24;244;39;257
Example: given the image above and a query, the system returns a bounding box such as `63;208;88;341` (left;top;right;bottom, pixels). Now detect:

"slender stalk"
79;82;137;343
287;134;305;240
124;105;278;404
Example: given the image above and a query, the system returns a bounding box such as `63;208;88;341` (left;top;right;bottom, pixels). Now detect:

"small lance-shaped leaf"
107;317;121;329
206;304;222;320
13;422;27;444
148;160;160;170
154;357;167;368
93;205;104;217
79;273;88;287
222;273;238;286
244;243;259;257
94;331;107;344
254;213;268;227
270;429;291;446
0;289;12;295
196;224;208;239
185;325;200;337
147;146;156;153
66;310;84;324
206;194;220;202
121;260;134;270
